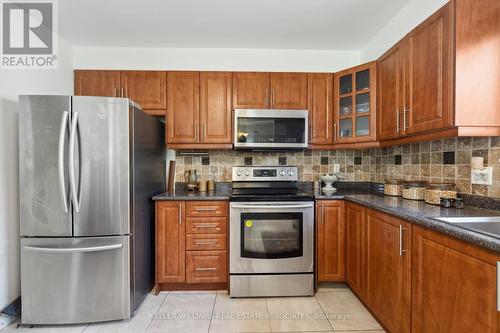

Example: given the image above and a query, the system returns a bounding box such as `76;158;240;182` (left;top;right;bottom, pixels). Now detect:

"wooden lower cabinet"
412;225;500;333
316;200;345;282
155;200;228;291
365;208;411;333
156;201;185;283
345;202;365;298
186;251;227;284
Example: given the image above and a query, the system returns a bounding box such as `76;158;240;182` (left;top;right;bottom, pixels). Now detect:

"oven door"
233;109;308;149
230;201;314;274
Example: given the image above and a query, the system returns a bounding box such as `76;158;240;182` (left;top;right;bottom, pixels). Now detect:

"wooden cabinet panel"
365;208;411;333
186;201;228;218
74;70;121;97
412;225;500;333
121;71;166;112
316;201;345;282
378;44;404;140
156;201;185;283
308;73;333;145
345;202;365;298
334;62;377;144
186;234;226;251
200;72;232;143
232;72;270;109
186;217;227;234
404;3;453;134
167;72;200;143
270;73;308;109
186;250;227;284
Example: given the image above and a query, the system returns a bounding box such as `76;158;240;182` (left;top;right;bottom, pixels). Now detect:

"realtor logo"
1;0;58;68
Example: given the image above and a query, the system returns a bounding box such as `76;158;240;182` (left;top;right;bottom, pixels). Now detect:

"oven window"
240;212;303;259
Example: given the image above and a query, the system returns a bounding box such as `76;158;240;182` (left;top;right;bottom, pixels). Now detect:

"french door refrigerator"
18;95;165;325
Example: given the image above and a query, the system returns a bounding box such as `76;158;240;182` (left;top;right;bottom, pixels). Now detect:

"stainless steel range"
229;166;314;297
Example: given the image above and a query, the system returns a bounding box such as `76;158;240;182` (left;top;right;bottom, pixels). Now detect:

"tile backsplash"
174;137;500;198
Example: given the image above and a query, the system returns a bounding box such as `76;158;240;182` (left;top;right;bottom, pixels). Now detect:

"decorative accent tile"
354;156;362;165
443;151;455;165
278;156;287;166
201;157;210;165
321;156;329;165
394;155;402;165
244;156;252;166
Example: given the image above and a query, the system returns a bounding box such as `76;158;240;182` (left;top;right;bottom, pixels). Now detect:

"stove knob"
280;170;286;176
288;170;295;176
245;171;250;176
236;170;242;176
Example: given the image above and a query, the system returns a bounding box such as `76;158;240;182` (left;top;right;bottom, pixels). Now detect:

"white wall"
0;37;74;310
361;0;449;62
73;46;360;72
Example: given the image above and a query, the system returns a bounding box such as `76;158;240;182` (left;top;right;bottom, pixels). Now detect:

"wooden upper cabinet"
270;73;308;109
156;201;185;283
316;201;345;282
365;208;411;333
167;72;200;144
412;225;500;333
334;62;377;144
121;71;166;113
378;43;404;140
232;72;270;109
200;72;232;144
404;3;453;135
74;70;121;97
345;202;365;298
308;73;333;145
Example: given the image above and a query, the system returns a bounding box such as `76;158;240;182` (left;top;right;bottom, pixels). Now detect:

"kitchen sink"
434;216;500;238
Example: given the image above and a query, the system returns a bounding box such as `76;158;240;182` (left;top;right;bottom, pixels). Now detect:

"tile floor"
3;283;384;333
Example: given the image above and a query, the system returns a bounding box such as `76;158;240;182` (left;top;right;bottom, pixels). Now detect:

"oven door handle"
231;204;314;209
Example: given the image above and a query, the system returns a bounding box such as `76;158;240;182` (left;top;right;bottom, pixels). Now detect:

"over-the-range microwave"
233;109;308;150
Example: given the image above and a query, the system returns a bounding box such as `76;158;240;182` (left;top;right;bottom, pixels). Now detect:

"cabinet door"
365;208;410;333
156;201;185;283
404;3;453;134
334;63;377;144
232;72;270;109
74;70;121;97
270;73;308;109
121;71;166;114
345;202;365;298
167;72;200;143
200;72;232;143
316;201;345;282
412;225;500;333
378;44;404;140
308;73;333;145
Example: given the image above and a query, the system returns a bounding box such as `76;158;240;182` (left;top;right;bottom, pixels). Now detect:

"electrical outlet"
333;164;340;173
471;167;493;185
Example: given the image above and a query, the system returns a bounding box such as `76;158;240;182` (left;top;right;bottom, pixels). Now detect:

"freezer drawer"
21;236;131;324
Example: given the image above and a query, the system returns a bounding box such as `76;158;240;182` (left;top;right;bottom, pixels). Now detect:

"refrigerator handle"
24;243;123;253
69;111;81;212
58;111;69;213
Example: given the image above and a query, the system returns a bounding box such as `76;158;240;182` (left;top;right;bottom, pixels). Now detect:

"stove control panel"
232;166;298;182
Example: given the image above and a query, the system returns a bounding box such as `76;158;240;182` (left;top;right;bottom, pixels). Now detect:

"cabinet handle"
396;109;400;133
195;207;217;211
179;205;182;225
195;223;218;228
497;261;500;311
195;267;216;271
195;123;198;142
321;205;324;224
309;124;312;142
202;124;206;141
333;123;337;142
399;225;406;256
120;88;124;97
403;107;408;131
194;240;217;245
271;90;275;108
265;90;269;107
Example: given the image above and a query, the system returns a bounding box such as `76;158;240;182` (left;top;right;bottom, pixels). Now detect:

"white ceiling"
59;0;411;50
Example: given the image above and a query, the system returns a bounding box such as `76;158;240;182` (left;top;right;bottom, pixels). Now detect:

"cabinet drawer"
186;234;226;251
186;201;228;217
186;250;227;283
186;217;227;234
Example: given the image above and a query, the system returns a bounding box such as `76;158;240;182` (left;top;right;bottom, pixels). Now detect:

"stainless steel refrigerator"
18;95;165;325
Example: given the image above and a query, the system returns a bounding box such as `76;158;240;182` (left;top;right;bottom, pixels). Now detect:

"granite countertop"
153;182;500;252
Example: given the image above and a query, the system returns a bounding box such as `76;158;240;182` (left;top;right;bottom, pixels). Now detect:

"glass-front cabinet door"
334;62;377;144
